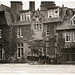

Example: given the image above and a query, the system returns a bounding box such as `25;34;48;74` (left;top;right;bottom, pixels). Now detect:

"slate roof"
56;8;75;31
0;4;13;26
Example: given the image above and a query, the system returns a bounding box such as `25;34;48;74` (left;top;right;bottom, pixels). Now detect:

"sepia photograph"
0;0;75;74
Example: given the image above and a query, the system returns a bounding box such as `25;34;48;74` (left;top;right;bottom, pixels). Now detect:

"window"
34;24;42;30
25;16;26;20
74;20;75;24
24;15;30;21
46;25;49;36
0;30;2;38
0;45;2;59
46;42;49;55
65;32;71;42
73;32;75;42
39;24;42;29
72;19;75;25
20;14;23;21
37;24;39;30
26;15;30;20
17;43;23;58
48;9;59;18
20;14;30;21
17;27;23;38
36;18;39;23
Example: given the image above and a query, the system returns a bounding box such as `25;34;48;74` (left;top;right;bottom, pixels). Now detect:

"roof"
31;9;44;19
10;1;23;5
56;16;74;31
0;11;7;25
56;7;75;31
19;10;30;13
0;4;13;26
13;21;31;26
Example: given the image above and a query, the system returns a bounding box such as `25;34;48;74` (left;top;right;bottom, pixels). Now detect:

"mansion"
0;1;75;64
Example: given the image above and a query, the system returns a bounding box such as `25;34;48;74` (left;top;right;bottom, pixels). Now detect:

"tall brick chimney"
11;1;23;22
40;1;56;10
29;1;35;11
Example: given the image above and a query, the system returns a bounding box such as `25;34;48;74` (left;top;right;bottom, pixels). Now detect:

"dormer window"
48;8;59;18
26;15;30;20
70;15;75;25
20;13;30;21
72;19;75;25
73;20;75;24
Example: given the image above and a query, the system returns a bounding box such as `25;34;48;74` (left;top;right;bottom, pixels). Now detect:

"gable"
31;9;44;20
70;14;75;21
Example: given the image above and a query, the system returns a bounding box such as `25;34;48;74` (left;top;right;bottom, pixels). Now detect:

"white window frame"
20;13;30;21
20;14;23;21
65;32;71;42
73;32;75;42
26;15;30;20
72;19;75;25
17;27;23;38
0;30;2;38
17;43;24;58
48;8;59;18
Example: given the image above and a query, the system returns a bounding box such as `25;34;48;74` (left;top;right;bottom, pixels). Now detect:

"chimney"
29;1;35;11
11;1;23;22
40;1;56;10
62;4;64;8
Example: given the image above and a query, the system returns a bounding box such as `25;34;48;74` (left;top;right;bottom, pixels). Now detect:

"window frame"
46;25;49;36
17;27;23;38
73;32;75;42
0;30;2;38
72;19;75;25
65;32;71;42
17;43;24;58
33;24;42;31
20;13;30;21
48;9;59;18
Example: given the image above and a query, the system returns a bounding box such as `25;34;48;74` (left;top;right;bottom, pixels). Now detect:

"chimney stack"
29;1;35;11
11;1;23;22
62;4;64;8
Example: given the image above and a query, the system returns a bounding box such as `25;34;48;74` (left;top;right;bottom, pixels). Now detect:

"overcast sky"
1;0;75;10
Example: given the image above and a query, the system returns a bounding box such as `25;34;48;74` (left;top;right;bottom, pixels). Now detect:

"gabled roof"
0;4;13;26
70;14;75;21
0;11;7;25
31;9;44;19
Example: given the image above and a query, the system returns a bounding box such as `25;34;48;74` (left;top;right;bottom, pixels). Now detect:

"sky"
0;0;75;10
